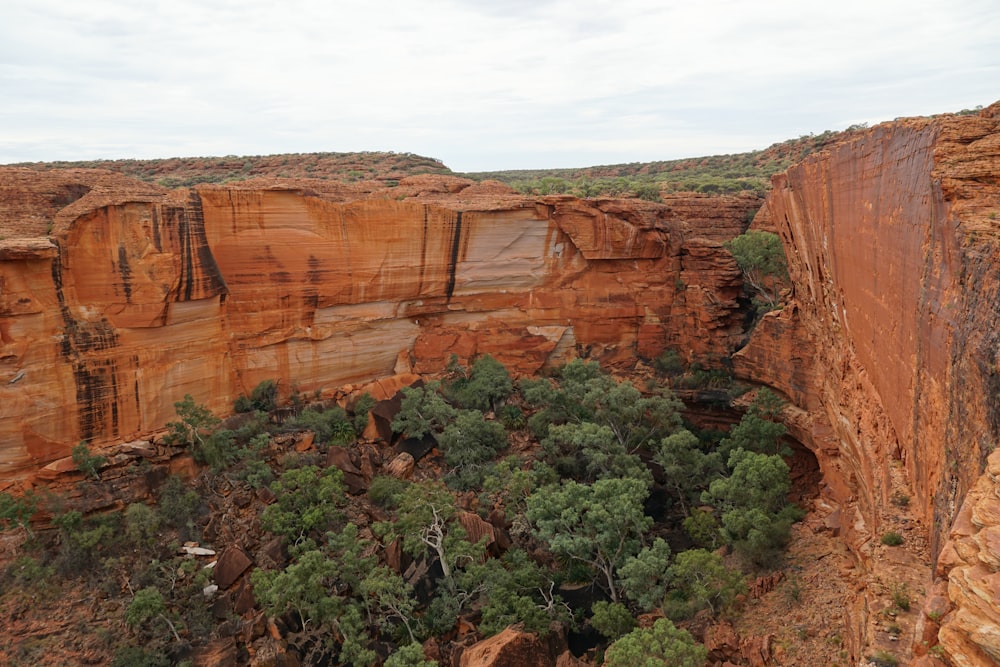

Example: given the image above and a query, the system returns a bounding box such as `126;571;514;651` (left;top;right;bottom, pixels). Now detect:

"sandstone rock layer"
0;171;757;476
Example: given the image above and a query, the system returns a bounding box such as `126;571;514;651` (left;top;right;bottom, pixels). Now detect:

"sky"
1;0;998;172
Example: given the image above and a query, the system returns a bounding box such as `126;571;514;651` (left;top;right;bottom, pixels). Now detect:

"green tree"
124;587;180;642
260;466;346;550
603;618;707;667
0;490;36;535
591;600;637;640
384;481;482;585
391;383;457;439
448;354;514;412
359;566;418;643
526;477;651;602
542;421;651;484
235;379;278;413
436;409;507;470
654;429;724;512
459;548;567;636
72;442;107;480
385;643;438;667
619;538;672;612
164;394;220;450
664;549;744;620
292;406;355;446
725;230;788;309
702;449;803;564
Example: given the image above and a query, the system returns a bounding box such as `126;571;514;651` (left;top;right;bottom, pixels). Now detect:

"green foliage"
111;646;171;667
0;490;36;533
124;502;161;550
385;643;438;667
724;230;788;310
352;393;376;435
235;379;278;413
542;421;650;484
251;548;342;628
619;538;672;612
447;354;514;412
460;548;566;636
72;442;107;479
664;549;744;620
164;394;220;449
591;601;637;640
654;429;724;511
251;526;382;662
391;383;458;439
526;477;651;602
869;650;899;667
891;583;910;611
603;618;708;667
259;465;345;549
386;481;482;584
157;475;202;539
368;475;410;509
654;349;685;376
53;509;117;574
498;404;527;430
124;587;167;629
359;566;419;642
702;449;803;564
481;457;538;521
291;405;355;446
881;531;904;546
4;555;55;593
719;412;788;458
523;359;682;451
437;409;507;470
683;507;723;550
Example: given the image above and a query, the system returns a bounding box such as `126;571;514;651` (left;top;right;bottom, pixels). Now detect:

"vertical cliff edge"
735;102;1000;665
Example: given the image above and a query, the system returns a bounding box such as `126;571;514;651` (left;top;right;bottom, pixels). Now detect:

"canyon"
1;101;999;665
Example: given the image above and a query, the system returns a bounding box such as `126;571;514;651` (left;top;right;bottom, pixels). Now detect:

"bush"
369;476;409;509
603;618;707;667
72;442;107;479
591;601;636;640
234;379;278;413
881;531;904;546
157;475;202;539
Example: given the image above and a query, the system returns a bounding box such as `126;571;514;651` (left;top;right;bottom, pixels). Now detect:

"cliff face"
735;104;1000;664
0;170;758;476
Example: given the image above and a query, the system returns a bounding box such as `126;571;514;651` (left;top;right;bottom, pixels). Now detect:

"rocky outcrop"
734;103;1000;664
0;171;758;476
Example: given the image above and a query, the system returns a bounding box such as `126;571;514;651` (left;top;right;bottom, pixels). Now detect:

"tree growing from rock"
725;229;788;309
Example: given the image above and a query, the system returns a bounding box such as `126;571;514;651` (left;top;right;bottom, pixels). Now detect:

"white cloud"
1;0;997;170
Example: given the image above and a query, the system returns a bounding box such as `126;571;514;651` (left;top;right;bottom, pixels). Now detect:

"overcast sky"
1;0;997;172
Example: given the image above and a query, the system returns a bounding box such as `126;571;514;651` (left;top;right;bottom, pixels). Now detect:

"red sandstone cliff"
735;103;1000;665
0;170;757;477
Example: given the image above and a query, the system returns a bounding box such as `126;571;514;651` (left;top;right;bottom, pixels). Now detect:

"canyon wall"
0;169;758;478
734;103;1000;664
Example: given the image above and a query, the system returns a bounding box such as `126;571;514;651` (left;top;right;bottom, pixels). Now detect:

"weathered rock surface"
0;173;757;476
734;102;1000;664
459;627;554;667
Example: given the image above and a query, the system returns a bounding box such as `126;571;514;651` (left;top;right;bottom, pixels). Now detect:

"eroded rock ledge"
0;169;758;476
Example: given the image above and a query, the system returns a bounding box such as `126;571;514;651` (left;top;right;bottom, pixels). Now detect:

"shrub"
368;476;409;509
603;618;707;667
72;442;107;479
234;379;278;413
891;583;910;611
881;531;904;546
591;601;637;640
